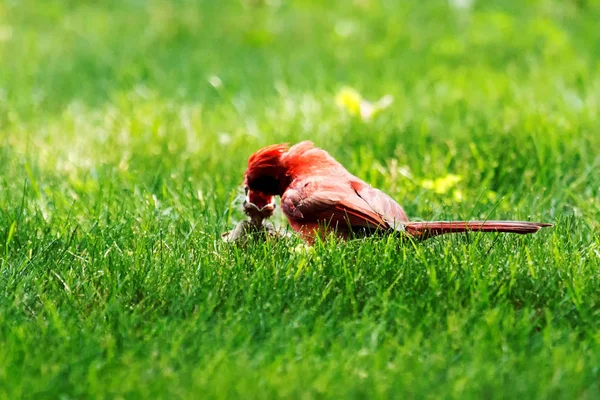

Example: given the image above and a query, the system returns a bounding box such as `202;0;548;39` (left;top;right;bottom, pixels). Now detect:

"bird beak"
245;189;276;212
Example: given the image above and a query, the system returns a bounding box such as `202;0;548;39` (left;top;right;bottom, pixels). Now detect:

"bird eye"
244;186;249;194
247;176;279;195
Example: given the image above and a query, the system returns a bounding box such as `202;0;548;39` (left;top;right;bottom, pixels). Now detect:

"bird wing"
280;177;398;232
347;179;409;230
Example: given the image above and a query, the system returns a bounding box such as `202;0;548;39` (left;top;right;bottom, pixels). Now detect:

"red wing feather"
281;184;389;233
348;179;408;228
331;199;387;229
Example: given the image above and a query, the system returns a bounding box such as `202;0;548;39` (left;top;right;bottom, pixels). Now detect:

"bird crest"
244;143;289;194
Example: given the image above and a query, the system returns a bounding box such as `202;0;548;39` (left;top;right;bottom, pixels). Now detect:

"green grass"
1;0;600;398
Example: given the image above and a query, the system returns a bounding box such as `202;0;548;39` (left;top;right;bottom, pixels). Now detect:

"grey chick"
222;199;289;243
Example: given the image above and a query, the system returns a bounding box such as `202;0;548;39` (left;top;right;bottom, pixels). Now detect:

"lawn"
1;0;599;398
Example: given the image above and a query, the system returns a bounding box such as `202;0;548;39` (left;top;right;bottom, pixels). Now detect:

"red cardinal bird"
243;141;551;242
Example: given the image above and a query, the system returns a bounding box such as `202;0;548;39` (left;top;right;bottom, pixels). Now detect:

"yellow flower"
335;87;362;116
335;87;393;121
421;174;462;194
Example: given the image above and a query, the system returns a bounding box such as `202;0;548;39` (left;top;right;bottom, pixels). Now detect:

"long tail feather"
405;221;552;240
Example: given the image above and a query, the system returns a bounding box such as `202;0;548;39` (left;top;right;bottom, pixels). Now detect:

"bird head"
243;143;289;216
243;189;276;226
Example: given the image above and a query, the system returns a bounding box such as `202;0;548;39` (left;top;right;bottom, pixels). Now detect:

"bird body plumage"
244;141;551;242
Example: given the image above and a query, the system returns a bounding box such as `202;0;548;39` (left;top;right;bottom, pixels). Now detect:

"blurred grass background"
1;0;599;398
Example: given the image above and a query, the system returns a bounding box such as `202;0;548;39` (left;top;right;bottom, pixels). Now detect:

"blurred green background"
1;0;599;398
